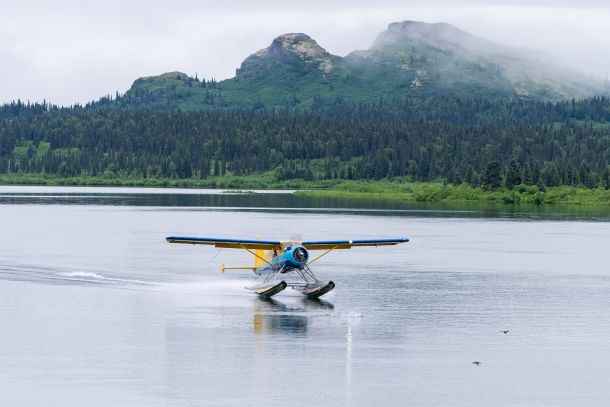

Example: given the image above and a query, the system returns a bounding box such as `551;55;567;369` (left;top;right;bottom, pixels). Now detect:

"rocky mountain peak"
270;33;329;61
372;20;486;55
236;33;334;76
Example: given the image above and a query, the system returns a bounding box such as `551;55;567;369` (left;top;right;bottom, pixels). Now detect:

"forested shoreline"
0;97;609;195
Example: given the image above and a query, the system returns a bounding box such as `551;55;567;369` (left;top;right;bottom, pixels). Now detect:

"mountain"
116;21;606;109
236;33;335;77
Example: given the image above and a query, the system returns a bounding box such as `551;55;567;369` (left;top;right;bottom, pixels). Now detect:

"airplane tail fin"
254;249;266;269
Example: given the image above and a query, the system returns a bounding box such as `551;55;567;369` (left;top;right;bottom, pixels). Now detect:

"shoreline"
0;174;609;206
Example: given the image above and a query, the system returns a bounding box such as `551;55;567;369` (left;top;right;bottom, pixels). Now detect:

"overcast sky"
2;0;609;105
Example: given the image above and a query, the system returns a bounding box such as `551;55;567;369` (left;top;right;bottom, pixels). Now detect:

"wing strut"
307;245;340;266
239;245;277;270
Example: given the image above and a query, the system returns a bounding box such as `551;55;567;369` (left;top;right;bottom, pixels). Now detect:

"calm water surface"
1;186;609;406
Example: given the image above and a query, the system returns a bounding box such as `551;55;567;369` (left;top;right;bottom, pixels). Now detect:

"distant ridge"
115;20;606;109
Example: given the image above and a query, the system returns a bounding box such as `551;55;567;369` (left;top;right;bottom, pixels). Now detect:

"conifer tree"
482;160;502;190
602;167;610;189
505;159;522;189
541;162;561;187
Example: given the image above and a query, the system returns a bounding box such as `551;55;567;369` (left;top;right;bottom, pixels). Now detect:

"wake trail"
0;262;154;287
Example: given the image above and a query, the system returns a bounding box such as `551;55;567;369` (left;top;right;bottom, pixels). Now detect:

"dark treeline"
0;97;609;188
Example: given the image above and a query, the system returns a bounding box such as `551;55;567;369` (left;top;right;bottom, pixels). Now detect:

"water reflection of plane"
253;297;334;335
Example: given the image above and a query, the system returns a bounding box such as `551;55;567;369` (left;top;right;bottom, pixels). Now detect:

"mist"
1;0;609;105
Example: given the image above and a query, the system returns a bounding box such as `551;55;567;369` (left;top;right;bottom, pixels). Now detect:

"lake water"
1;186;609;406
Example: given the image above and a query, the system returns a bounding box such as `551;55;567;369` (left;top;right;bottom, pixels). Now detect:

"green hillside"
2;21;608;206
112;21;607;110
2;97;609;191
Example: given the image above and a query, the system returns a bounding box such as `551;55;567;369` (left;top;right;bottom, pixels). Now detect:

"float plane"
166;236;409;298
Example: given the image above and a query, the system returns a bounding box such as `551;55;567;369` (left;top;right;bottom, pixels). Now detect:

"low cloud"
1;1;609;105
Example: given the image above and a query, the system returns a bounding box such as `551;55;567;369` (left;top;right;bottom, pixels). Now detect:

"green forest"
0;96;609;198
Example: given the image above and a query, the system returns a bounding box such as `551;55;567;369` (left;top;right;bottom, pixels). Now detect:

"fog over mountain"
2;0;610;105
116;21;605;109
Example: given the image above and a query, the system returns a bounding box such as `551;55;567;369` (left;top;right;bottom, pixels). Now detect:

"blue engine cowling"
282;246;309;269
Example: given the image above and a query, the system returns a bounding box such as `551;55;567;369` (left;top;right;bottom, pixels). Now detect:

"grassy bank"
296;180;610;205
1;173;609;205
0;172;340;190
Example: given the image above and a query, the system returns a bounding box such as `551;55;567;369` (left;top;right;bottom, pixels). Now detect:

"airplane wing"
302;238;409;250
166;236;282;250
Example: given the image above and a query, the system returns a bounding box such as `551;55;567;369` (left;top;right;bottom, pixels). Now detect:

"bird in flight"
501;330;509;334
472;361;481;366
